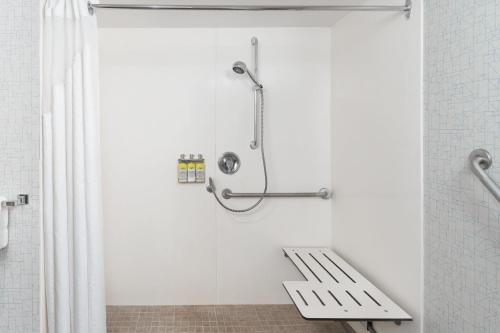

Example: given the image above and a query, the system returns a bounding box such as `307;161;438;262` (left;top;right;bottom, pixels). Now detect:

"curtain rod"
87;1;412;18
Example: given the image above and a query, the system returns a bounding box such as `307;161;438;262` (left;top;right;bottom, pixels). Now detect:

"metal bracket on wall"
87;1;94;15
1;194;29;208
366;320;400;333
366;321;376;333
405;0;412;19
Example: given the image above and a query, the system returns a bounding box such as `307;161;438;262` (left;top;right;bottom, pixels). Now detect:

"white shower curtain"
41;1;106;332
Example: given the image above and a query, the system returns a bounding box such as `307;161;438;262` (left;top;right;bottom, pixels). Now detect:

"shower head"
232;61;247;75
232;61;263;88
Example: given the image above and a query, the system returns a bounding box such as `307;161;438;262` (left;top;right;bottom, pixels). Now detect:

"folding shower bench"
282;248;412;333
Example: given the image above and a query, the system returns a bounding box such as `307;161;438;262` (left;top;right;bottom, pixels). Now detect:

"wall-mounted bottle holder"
178;154;205;184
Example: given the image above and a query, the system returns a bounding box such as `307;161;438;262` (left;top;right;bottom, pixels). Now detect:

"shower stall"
95;1;422;332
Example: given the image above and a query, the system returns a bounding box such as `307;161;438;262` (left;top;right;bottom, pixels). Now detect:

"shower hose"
208;87;268;212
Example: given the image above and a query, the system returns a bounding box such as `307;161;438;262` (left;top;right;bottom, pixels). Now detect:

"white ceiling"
94;0;389;28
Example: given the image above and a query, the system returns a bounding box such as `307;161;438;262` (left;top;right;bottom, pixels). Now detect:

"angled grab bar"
469;149;500;202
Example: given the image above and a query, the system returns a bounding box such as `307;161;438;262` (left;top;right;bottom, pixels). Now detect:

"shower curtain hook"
88;1;95;15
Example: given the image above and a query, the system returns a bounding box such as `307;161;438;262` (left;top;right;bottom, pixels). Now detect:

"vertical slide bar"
250;37;259;150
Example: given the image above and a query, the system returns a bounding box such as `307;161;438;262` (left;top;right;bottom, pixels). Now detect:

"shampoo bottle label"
187;159;196;183
196;160;205;183
178;159;188;183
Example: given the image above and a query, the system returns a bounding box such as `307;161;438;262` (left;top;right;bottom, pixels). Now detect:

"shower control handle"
218;152;241;175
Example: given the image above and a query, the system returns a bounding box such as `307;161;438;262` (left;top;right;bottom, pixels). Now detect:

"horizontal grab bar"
221;188;330;200
469;149;500;202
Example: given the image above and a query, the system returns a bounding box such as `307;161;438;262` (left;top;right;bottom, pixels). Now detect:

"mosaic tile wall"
424;1;500;332
0;0;39;332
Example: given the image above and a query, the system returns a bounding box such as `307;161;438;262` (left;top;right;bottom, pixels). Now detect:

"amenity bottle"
187;154;196;183
177;154;188;183
195;154;205;183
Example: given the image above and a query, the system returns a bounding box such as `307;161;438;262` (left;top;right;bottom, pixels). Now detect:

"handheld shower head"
232;61;247;75
206;177;216;193
232;61;262;88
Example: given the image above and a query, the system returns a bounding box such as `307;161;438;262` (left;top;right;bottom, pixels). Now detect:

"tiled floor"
107;304;353;333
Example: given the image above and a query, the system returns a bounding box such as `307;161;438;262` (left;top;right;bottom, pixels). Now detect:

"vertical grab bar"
250;37;259;150
469;149;500;202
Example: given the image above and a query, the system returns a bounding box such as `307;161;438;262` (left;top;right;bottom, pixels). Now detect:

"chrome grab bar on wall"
221;188;331;200
469;149;500;202
250;37;259;150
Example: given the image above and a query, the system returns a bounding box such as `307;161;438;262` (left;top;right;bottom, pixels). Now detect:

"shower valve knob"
218;152;241;175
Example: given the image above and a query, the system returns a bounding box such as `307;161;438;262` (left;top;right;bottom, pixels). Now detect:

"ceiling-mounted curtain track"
87;0;412;19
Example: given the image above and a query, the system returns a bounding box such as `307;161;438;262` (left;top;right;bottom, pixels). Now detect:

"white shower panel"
214;28;332;303
100;29;218;305
99;27;331;305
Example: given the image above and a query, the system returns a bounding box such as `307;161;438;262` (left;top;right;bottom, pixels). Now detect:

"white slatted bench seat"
282;248;411;333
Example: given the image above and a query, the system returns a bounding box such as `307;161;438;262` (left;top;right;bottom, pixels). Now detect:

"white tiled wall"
424;1;500;332
99;28;332;305
0;1;39;332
